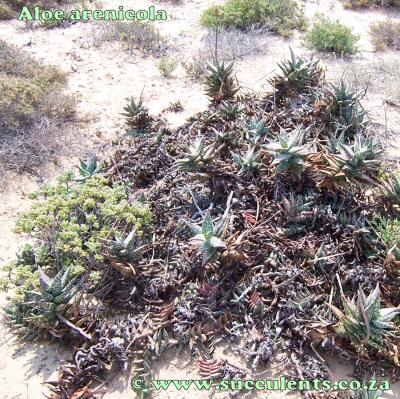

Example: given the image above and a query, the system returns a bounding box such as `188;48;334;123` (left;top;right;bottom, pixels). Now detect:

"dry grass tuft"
182;28;263;80
370;18;400;50
92;20;168;55
333;57;400;101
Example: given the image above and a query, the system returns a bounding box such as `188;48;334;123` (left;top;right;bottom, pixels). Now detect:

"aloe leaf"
38;267;52;294
365;285;381;320
208;236;227;250
379;307;400;322
202;211;214;239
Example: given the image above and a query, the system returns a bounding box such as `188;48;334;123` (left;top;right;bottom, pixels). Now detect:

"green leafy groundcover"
2;52;400;399
4;174;151;338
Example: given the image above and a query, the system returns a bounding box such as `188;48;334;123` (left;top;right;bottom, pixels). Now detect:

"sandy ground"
1;0;400;398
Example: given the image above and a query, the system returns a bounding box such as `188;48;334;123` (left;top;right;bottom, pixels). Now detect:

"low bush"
344;0;400;8
0;39;75;175
157;56;178;77
200;0;307;37
304;14;359;55
370;18;400;50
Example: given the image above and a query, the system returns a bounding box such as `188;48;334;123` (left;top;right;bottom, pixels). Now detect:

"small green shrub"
200;0;307;37
344;0;400;8
157;56;178;78
304;14;359;55
370;19;400;51
116;21;167;53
